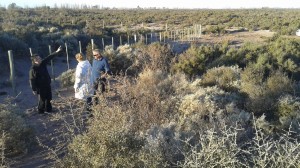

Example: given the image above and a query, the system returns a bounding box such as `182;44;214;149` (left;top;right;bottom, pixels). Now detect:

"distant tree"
7;3;20;9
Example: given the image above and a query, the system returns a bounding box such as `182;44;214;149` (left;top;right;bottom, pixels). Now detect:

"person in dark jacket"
29;46;62;114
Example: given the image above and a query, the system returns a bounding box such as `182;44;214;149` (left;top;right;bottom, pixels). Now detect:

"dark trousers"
94;77;106;93
93;77;107;105
86;97;92;111
37;85;52;113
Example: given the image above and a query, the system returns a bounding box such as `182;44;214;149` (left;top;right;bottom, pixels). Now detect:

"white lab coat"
74;60;93;99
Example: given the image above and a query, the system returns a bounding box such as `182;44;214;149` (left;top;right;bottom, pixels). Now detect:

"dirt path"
9;86;79;168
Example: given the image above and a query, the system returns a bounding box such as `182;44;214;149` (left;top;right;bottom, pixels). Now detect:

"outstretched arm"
42;46;63;64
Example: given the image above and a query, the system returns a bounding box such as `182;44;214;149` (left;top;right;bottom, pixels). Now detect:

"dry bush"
178;119;300;168
0;98;34;157
179;125;245;168
59;69;188;167
121;68;190;131
247;119;300;168
1;132;7;168
60;104;146;167
178;85;243;122
56;69;75;87
200;65;241;92
133;42;174;73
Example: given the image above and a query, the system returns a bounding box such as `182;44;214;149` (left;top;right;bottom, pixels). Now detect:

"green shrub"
277;95;300;132
104;44;134;75
0;98;34;157
172;44;223;77
240;65;294;118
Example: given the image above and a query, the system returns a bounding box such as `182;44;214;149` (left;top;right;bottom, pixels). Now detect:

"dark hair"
31;54;38;60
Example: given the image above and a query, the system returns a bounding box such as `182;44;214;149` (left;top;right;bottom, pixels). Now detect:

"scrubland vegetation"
54;38;300;167
1;5;300;168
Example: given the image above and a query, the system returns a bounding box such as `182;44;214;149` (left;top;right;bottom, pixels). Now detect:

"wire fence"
0;24;202;96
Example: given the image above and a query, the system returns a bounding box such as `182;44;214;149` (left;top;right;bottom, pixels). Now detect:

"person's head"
92;49;102;60
31;54;42;65
75;53;85;62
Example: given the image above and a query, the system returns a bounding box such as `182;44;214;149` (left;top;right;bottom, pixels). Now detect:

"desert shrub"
0;32;28;58
240;65;266;99
266;70;294;97
246;119;300;168
200;65;241;92
59;69;300;168
178;85;243;121
141;123;185;167
172;44;223;78
0;132;7;167
56;68;75;87
118;68;183;131
179;125;245;168
0;98;34;157
240;65;294;118
134;42;174;73
179;118;300;168
268;37;300;79
277;95;300;132
59;70;189;167
104;44;134;75
60;103;147;168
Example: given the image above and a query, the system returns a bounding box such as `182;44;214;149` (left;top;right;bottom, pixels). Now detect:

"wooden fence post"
8;50;16;95
159;32;161;42
65;43;70;70
91;39;94;50
78;41;82;53
102;38;105;50
29;48;33;56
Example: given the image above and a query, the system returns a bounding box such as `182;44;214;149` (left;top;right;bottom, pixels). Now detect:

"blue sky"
1;0;299;9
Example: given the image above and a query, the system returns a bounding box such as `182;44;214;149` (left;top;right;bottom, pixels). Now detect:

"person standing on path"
91;49;111;104
29;46;63;114
74;53;94;111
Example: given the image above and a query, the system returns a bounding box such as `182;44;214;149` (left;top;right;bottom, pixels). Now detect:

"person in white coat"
74;53;93;110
